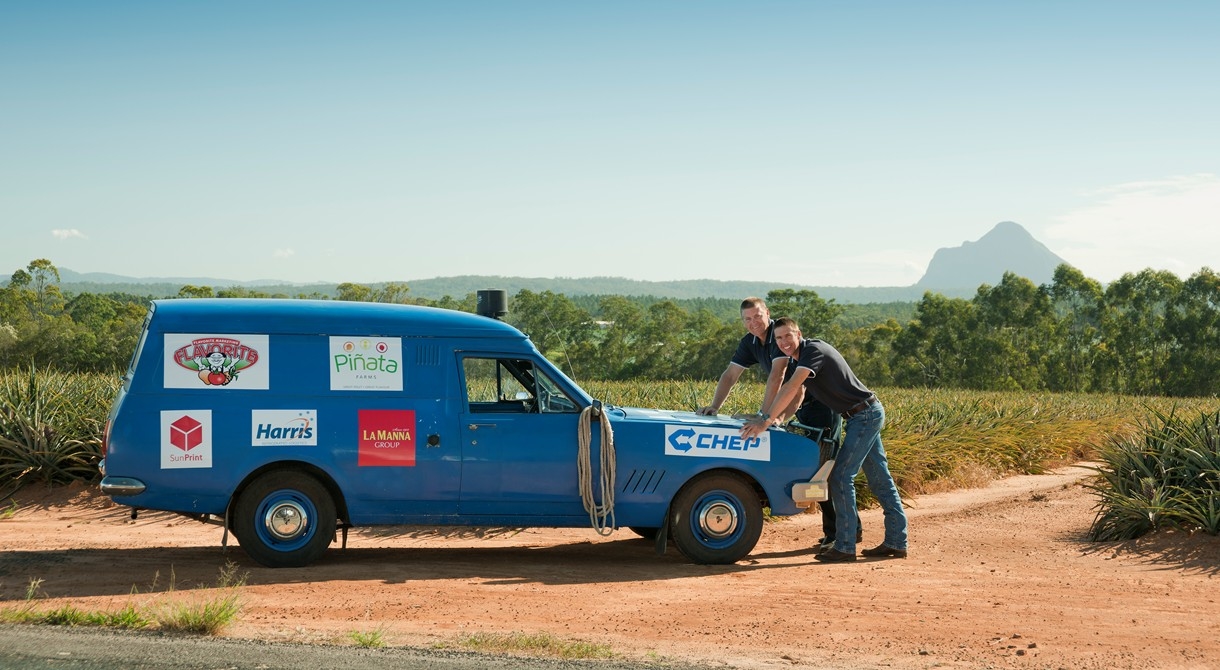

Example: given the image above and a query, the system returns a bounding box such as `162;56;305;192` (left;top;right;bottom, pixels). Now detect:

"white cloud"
273;248;295;259
1046;174;1220;282
51;229;86;240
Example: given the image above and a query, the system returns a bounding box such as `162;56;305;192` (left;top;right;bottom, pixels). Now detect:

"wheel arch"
674;466;769;509
226;461;348;530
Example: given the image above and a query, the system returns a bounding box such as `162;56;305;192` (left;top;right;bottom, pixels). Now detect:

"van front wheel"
669;473;763;565
233;471;336;568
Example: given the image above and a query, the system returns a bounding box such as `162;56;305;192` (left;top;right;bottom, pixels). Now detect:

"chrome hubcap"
265;501;308;540
698;501;738;538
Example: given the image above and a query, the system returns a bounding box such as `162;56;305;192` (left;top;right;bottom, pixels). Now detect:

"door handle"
468;423;496;430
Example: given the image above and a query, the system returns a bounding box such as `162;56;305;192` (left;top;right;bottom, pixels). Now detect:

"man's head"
773;316;802;357
740;297;770;339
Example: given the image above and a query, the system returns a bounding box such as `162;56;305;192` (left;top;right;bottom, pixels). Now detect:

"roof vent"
476;289;508;320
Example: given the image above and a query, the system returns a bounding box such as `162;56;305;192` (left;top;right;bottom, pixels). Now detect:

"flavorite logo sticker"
357;409;416;466
161;410;213;469
330;337;403;391
663;425;771;462
251;410;317;447
164;334;269;389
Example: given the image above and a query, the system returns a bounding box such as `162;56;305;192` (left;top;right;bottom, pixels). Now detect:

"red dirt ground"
2;464;1217;670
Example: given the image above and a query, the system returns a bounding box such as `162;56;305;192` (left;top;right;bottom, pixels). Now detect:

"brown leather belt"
841;396;877;420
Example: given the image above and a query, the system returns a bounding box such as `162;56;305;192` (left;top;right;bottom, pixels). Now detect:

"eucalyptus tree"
890;292;975;387
1045;265;1105;392
507;289;597;381
966;273;1054;391
1163;268;1220;397
592;296;645;380
1098;269;1182;395
764;288;843;336
8;258;64;320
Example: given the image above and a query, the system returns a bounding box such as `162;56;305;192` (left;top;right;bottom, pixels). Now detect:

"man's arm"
740;366;811;438
760;358;787;417
696;364;745;415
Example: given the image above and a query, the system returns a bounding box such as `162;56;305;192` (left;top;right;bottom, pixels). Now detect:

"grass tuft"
348;628;387;648
1;563;244;635
452;631;614;659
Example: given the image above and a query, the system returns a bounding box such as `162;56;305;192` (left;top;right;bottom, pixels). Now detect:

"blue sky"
3;2;1218;288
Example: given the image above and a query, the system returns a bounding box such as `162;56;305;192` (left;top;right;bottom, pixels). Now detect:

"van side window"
463;357;579;414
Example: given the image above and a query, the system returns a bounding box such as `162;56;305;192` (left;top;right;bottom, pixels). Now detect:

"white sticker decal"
164;334;270;390
251;410;318;446
329;337;403;391
664;424;771;462
161;410;213;469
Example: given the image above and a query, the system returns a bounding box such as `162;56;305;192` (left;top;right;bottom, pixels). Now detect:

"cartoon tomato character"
194;348;239;386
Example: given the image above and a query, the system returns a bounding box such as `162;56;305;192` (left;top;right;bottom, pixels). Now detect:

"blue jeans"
829;401;908;553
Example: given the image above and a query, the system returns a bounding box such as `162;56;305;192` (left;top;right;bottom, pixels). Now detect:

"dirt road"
2;465;1217;670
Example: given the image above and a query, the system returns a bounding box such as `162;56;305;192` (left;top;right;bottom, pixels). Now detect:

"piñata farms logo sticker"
329;337;402;391
164;334;269;389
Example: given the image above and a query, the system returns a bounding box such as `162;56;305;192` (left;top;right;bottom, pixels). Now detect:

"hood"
606;405;744;427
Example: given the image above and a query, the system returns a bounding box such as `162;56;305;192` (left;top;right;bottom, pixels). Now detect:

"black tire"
232;470;336;568
669;473;763;565
628;526;658;541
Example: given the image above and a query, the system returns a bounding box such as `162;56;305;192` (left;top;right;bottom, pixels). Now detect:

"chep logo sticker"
664;424;770;462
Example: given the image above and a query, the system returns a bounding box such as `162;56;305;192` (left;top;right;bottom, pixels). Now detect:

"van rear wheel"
233;471;336;568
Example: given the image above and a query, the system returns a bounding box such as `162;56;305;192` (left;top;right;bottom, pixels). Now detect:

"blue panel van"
100;297;820;567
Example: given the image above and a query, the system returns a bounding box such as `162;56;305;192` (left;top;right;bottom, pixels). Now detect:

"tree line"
3;259;1218;397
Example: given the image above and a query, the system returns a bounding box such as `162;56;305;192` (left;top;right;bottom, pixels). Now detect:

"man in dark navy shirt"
743;317;909;562
696;297;786;418
698;298;858;549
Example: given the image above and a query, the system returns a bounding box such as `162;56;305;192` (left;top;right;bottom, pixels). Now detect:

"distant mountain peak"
914;221;1069;289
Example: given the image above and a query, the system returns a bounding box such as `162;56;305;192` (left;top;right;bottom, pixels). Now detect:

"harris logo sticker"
252;410;317;446
664;425;770;462
164;334;269;389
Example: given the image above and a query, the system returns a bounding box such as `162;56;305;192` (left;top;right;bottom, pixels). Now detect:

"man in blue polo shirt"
742;316;908;563
696;297;785;419
698;298;859;550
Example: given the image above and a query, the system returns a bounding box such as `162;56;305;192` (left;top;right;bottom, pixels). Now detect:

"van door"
457;354;588;520
336;337;462;523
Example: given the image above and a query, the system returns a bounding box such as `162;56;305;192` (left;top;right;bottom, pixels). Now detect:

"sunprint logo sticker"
663;424;771;462
329;337;402;391
164;334;269;389
161;410;213;469
251;410;317;447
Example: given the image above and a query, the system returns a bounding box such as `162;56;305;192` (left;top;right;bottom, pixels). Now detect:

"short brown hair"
740;297;767;311
774;316;801;332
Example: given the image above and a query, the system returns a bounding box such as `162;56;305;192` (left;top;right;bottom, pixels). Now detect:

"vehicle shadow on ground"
0;537;813;601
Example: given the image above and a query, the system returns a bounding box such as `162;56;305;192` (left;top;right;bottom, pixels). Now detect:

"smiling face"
740;304;771;340
774;322;802;357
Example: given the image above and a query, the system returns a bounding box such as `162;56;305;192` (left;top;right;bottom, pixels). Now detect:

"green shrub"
1087;408;1220;540
0;367;116;486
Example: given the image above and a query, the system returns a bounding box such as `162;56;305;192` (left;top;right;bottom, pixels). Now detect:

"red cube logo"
170;415;203;451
